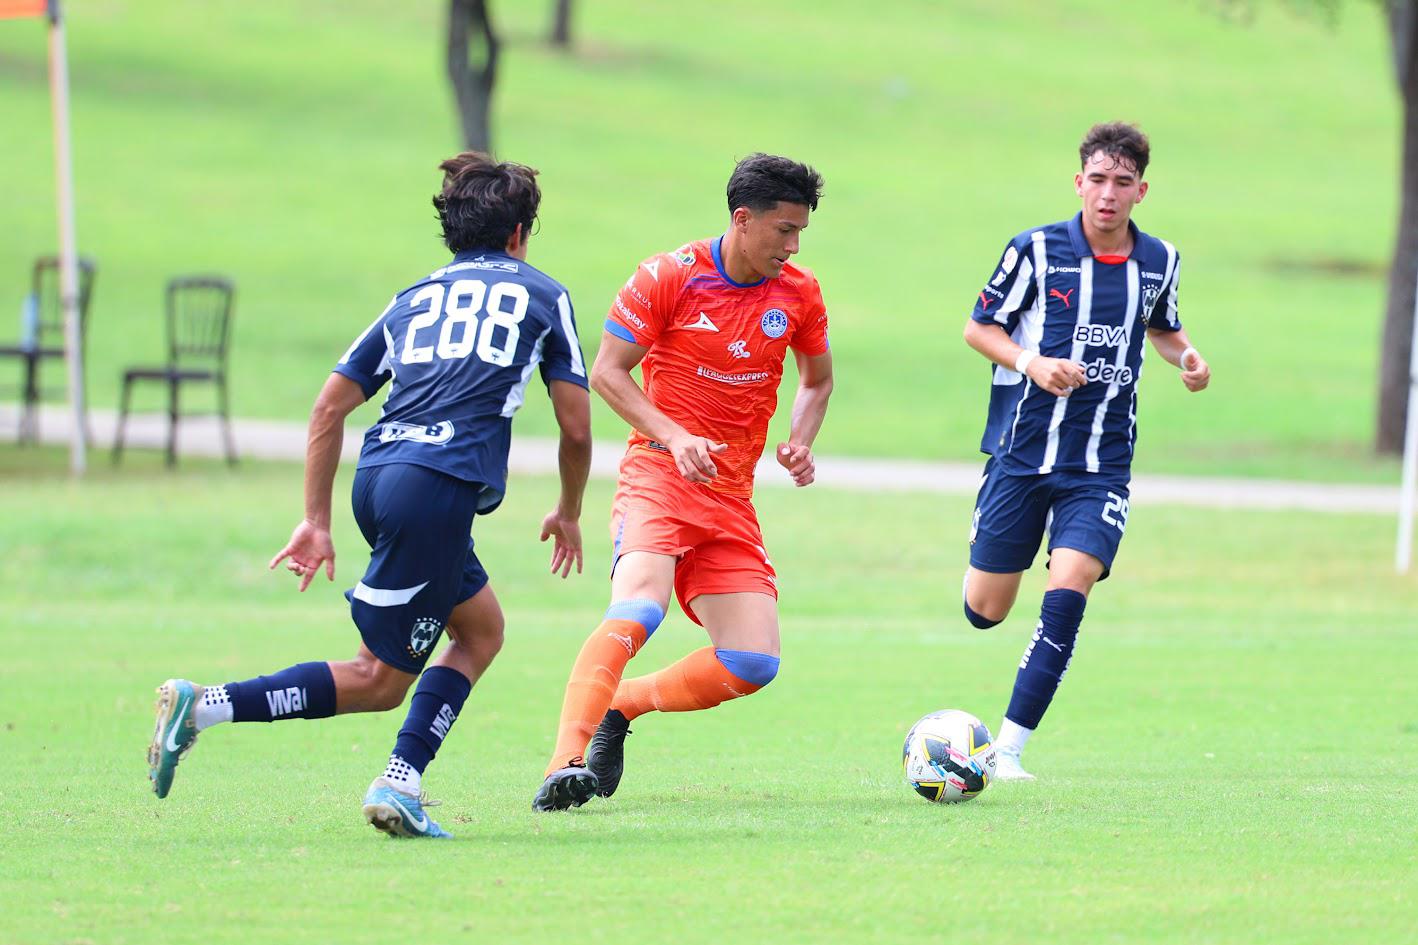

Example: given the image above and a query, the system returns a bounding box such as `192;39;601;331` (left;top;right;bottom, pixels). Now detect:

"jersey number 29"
402;279;527;367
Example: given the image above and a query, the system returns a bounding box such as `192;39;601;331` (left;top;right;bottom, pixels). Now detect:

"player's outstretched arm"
541;379;592;578
269;373;365;592
589;330;726;484
963;319;1085;397
777;350;833;487
1147;328;1210;392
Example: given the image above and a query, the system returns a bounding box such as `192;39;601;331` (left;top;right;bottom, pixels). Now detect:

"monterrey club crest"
760;308;788;339
408;617;443;657
1139;283;1162;324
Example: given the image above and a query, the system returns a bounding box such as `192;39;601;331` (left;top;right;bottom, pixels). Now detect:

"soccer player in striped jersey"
533;154;834;811
961;123;1211;780
146;153;593;837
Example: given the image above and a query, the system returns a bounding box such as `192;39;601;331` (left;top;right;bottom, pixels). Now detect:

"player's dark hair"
726;153;824;214
1079;122;1150;178
433;152;541;253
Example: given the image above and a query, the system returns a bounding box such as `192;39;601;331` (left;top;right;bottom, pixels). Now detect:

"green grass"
0;1;1404;481
1;446;1415;943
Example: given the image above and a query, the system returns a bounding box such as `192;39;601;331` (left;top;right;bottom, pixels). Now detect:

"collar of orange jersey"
1067;211;1140;265
711;235;767;288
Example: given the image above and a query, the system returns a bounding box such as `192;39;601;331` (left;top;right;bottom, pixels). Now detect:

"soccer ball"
902;709;997;803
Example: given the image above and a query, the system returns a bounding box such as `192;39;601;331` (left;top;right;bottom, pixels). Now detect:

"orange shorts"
610;447;777;624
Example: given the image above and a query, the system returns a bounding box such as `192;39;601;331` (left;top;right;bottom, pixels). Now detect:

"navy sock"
391;666;472;774
226;662;337;723
964;599;1002;629
1004;588;1087;730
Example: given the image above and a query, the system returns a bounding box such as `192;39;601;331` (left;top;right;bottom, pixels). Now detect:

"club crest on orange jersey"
760;308;788;338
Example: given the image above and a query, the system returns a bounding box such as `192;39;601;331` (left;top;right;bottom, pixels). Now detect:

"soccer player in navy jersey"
960;123;1211;780
146;152;593;837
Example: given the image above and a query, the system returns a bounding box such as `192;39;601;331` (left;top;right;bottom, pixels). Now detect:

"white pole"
47;0;85;476
1397;264;1418;573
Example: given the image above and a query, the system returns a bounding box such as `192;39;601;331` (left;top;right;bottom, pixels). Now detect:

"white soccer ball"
902;709;997;803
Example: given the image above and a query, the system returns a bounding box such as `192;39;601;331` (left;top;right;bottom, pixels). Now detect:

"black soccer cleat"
585;709;632;798
532;761;599;811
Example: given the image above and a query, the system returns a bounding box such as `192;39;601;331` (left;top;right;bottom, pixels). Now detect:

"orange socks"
545;600;664;775
612;646;763;721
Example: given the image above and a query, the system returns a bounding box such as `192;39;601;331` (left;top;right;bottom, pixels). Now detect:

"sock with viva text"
384;665;473;794
220;662;338;725
545;599;663;775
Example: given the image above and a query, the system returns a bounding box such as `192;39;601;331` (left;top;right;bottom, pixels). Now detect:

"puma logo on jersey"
1049;288;1075;308
688;312;719;332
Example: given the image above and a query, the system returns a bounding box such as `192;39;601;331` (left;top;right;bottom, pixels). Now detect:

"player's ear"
1074;172;1084;197
1135;181;1148;204
731;206;752;231
505;223;526;256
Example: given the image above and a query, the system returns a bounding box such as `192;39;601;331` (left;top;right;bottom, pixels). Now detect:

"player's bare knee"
446;611;504;660
964;597;1008;628
370;667;413;711
962;573;1012;627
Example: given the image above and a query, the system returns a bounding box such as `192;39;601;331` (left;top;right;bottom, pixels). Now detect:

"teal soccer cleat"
362;778;454;839
148;679;199;799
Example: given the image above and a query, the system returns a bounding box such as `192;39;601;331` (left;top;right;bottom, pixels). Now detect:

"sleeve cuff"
604;318;644;345
332;363;377;399
542;366;590;388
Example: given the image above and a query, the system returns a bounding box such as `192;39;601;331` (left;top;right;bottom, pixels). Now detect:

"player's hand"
1026;356;1087;397
540;509;583;579
667;430;728;484
269;519;335;593
776;441;816;487
1180;349;1210;392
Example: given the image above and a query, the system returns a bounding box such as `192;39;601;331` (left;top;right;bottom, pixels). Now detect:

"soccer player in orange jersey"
533;154;834;810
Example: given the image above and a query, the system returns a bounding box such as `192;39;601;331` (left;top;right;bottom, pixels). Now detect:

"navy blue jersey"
334;249;588;513
969;213;1182;476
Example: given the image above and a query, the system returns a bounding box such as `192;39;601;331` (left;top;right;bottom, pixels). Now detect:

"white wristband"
1179;346;1199;371
1014;350;1037;375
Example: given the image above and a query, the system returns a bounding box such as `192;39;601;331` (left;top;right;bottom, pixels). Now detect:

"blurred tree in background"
1378;0;1417;453
550;0;573;48
446;0;498;153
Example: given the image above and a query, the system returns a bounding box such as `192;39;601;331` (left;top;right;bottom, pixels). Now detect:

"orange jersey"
604;237;830;497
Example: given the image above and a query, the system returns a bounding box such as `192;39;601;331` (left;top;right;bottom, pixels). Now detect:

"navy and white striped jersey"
969;212;1182;477
334;249;587;513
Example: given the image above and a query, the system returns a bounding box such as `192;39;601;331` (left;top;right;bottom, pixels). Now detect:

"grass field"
2;447;1414;944
0;1;1403;481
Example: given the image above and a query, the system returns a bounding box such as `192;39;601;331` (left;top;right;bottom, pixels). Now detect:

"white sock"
194;684;233;732
382;755;421;795
996;718;1034;755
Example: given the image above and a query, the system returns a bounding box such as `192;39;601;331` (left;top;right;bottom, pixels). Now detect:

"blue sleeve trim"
714;649;780;687
604;598;665;637
331;363;378;399
541;365;591;389
603;319;638;344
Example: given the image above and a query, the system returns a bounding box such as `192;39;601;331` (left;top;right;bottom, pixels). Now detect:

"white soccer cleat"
993;747;1036;781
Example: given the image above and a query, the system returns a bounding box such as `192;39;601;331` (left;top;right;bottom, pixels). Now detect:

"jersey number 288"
402;279;527;367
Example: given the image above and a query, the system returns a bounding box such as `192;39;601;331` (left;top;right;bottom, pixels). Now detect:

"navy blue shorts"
968;457;1130;579
345;463;490;674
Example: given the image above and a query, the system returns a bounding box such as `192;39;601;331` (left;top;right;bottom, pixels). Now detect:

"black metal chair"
0;256;97;443
113;276;237;467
